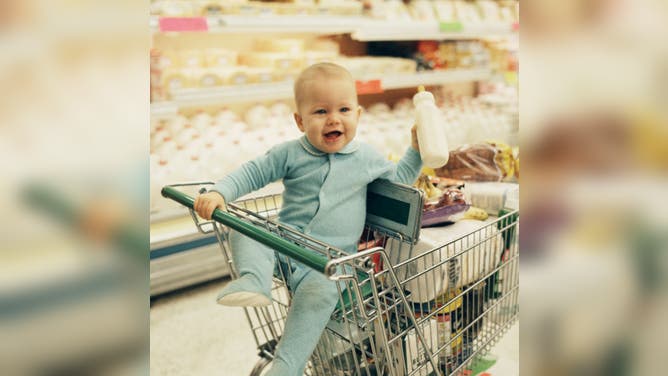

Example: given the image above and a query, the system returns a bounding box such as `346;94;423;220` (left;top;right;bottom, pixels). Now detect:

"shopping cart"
162;180;518;376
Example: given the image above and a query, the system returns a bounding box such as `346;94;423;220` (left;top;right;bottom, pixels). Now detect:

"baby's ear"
293;113;305;132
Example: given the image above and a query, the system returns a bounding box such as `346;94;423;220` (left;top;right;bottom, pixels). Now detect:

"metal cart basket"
162;181;518;376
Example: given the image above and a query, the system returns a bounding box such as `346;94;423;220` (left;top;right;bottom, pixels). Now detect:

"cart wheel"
249;357;271;376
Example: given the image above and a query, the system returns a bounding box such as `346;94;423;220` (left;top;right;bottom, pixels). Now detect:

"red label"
355;80;383;94
512;22;519;31
159;17;208;32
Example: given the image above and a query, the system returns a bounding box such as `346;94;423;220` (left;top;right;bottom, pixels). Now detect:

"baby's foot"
216;275;271;307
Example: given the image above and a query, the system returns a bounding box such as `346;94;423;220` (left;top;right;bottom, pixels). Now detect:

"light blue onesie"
213;135;422;376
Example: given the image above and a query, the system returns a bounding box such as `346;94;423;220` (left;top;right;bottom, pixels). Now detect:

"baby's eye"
340;107;351;113
314;109;327;115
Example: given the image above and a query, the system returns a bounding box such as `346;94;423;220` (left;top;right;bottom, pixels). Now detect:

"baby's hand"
411;125;420;152
193;191;226;220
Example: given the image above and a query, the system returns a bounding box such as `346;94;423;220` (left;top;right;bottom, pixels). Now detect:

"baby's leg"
265;265;339;376
216;230;273;306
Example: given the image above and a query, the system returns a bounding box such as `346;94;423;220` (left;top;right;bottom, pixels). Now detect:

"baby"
194;62;423;375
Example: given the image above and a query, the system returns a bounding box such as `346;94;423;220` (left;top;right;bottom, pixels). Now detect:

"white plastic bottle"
413;85;450;168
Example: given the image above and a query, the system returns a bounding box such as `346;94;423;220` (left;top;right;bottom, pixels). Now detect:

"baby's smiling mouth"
324;131;342;141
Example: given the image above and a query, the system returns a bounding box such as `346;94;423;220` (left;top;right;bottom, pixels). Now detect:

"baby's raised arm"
193;191;226;220
410;124;420;152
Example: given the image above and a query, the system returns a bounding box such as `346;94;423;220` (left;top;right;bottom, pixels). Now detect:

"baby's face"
294;76;361;154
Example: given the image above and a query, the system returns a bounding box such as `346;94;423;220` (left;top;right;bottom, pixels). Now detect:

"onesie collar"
299;136;359;156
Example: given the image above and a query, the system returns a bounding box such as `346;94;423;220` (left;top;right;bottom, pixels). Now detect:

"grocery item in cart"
421;187;470;227
434;142;517;182
405;318;439;376
415;174;469;226
387;219;503;303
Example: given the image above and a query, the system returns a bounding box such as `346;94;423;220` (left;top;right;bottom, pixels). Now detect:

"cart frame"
162;182;518;376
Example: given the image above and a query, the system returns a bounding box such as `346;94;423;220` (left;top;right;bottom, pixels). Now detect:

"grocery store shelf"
212;15;361;34
151;15;359;34
169;81;294;106
381;69;492;90
150;15;517;41
151;101;179;119
351;21;517;41
152;69;491;107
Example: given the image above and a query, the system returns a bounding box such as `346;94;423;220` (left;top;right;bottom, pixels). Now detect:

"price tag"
159;17;208;32
439;21;463;32
355;80;383;95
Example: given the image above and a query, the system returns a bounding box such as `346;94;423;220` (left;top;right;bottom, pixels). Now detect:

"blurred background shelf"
351;20;517;41
151;68;491;108
150;15;517;41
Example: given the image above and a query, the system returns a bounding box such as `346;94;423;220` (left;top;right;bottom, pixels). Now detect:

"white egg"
214;107;239;126
166;114;188;135
175;126;200;147
157;139;179;161
151;129;171;151
191;110;212;133
270;101;292;117
244;104;270;130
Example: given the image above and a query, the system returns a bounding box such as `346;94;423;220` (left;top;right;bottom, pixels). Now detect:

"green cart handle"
161;185;331;276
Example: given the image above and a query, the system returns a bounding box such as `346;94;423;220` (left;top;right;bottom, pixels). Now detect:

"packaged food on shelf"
274;2;314;16
161;68;195;91
239;51;303;71
244;104;272;130
150;49;167;102
192;0;225;16
302;51;340;67
202;48;239;67
408;0;437;21
306;38;340;54
254;37;305;55
366;0;412;20
477;0;504;24
190;110;213;133
453;0;483;24
316;0;364;16
243;67;274;84
154;0;195;16
177;49;205;68
433;0;456;22
192;67;225;87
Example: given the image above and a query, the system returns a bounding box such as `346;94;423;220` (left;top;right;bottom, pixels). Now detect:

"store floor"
150;278;518;376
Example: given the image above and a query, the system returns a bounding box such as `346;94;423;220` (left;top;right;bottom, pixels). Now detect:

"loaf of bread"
435;143;503;182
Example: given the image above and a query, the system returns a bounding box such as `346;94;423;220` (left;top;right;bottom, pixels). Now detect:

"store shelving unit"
351;20;517;41
150;68;492;112
150;14;517;41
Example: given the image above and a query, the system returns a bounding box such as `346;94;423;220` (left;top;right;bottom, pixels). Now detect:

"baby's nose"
326;113;340;125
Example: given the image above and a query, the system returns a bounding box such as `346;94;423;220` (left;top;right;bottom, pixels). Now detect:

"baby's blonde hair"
293;62;355;110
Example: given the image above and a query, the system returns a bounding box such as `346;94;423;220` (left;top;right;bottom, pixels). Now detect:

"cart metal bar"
161;185;331;275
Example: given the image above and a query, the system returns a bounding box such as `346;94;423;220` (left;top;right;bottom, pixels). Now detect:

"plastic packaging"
421;188;470;227
434;141;518;182
413;86;450;168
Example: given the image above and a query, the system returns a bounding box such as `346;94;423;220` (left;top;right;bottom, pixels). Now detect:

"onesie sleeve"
366;145;423;186
211;142;290;202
